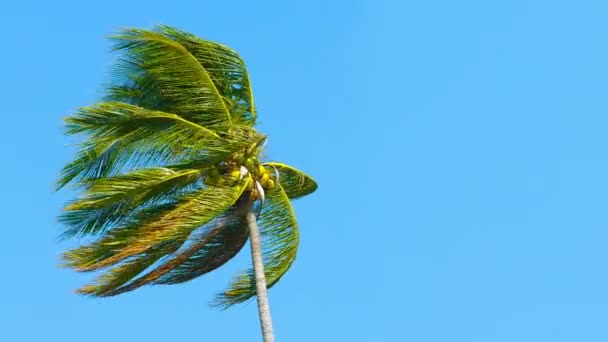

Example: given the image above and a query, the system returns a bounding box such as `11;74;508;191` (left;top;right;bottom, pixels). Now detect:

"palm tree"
57;25;317;342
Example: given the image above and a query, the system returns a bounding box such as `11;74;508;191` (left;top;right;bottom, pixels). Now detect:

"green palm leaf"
106;26;256;126
265;162;317;199
57;102;259;190
109;28;233;130
104;60;168;111
156;25;257;125
77;185;252;297
61;201;182;271
153;208;249;285
62;179;249;272
214;184;299;307
93;229;222;297
59;167;202;238
65;102;220;138
75;239;183;296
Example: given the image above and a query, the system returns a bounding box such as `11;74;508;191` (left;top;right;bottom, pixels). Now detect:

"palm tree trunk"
246;207;276;342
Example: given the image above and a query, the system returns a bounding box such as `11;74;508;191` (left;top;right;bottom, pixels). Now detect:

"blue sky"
2;0;608;341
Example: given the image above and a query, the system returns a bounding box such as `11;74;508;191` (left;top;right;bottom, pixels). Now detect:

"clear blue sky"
2;0;608;341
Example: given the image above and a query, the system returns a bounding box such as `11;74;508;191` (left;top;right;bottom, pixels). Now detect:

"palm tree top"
57;25;317;308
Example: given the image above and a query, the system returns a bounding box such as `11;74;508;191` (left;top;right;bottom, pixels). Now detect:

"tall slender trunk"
246;207;275;342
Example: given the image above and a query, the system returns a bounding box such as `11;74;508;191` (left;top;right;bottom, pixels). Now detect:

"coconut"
260;173;270;187
267;179;275;189
245;158;253;169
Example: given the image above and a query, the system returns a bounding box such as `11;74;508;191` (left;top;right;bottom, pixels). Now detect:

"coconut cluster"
203;153;276;191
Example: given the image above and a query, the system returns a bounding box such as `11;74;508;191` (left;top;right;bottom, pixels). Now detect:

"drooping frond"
264;162;317;199
92;236;217;296
59;167;202;238
62;179;249;272
65;102;220;139
77;227;217;297
104;60;168;111
109;27;233;130
106;26;256;126
57;138;128;191
75;239;183;296
156;25;256;125
214;184;299;307
61;201;181;271
153;208;249;285
75;183;252;297
57;102;258;190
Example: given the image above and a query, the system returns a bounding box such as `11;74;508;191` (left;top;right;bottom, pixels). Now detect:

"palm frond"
77;185;252;297
109;27;233;130
57;102;257;190
62;179;249;272
214;184;299;307
59;167;202;238
264;162;317;199
57;138;128;191
61;202;180;270
65;101;220;138
156;25;256;125
153;208;249;285
104;60;168;111
75;239;183;296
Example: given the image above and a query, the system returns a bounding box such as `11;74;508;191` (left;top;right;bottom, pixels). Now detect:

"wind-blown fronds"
91;206;247;296
59;167;202;238
75;239;183;296
78;191;252;297
106;26;255;126
109;28;233;130
57;102;257;190
61;201;181;270
65;102;220;139
62;180;249;272
265;162;317;199
104;67;166;111
153;208;249;285
156;25;256;125
214;185;299;307
57;26;317;314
